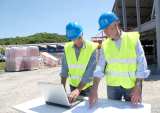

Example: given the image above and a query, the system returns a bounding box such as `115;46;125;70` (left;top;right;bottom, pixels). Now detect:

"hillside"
0;32;68;45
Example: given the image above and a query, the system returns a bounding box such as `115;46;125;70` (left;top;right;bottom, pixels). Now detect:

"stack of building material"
5;47;27;71
25;46;40;70
40;52;58;67
5;46;40;72
52;52;63;65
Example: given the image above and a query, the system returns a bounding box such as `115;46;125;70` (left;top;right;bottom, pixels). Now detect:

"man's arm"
89;77;101;108
135;39;150;79
69;77;101;104
131;79;143;104
89;49;107;108
60;54;69;88
68;81;86;103
131;39;150;104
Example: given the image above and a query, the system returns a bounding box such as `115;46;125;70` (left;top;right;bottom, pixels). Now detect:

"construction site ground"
0;67;159;113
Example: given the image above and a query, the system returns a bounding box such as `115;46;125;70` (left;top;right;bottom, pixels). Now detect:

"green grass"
0;61;5;70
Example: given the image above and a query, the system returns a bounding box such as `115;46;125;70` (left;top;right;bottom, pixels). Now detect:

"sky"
0;0;115;40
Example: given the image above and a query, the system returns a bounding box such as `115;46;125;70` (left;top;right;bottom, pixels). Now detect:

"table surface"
13;97;151;113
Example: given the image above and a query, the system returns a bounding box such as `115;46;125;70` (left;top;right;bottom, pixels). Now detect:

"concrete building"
112;0;160;74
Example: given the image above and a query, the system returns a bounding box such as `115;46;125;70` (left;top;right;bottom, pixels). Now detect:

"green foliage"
0;32;68;45
0;48;5;54
0;62;5;70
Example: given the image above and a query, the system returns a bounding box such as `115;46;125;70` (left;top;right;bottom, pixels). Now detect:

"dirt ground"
0;67;159;113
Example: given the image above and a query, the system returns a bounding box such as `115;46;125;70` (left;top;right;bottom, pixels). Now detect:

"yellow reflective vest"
64;41;97;90
102;32;140;89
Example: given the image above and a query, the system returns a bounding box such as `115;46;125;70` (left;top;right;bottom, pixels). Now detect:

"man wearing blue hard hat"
89;12;150;107
60;22;97;103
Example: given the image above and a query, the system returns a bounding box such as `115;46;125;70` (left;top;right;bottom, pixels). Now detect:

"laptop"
38;82;83;108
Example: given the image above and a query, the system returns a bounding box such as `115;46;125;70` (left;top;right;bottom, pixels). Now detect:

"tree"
0;32;68;45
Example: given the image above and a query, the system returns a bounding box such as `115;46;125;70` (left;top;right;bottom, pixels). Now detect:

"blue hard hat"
98;12;119;30
66;22;83;40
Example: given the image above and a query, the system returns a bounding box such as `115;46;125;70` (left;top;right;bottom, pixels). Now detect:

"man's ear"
116;21;121;29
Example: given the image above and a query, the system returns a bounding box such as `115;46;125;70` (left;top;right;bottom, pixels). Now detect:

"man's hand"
68;89;80;103
89;87;98;108
130;86;142;104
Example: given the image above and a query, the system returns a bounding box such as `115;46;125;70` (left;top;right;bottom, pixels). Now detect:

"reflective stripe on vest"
70;75;81;79
107;58;136;64
102;32;139;89
68;64;86;70
106;71;135;77
64;41;97;90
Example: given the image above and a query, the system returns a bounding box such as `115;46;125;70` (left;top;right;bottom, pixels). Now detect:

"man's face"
103;22;120;40
73;37;83;48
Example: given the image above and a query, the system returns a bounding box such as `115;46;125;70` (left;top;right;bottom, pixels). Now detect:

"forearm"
131;78;143;104
88;77;101;107
76;82;86;92
92;77;101;91
135;78;143;90
60;53;69;88
77;77;101;92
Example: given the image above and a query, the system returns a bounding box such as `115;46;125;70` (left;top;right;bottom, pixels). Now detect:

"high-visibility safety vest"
64;41;97;90
102;32;140;89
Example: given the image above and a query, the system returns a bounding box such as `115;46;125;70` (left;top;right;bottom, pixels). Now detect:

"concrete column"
155;0;160;70
121;0;127;31
151;0;155;19
136;0;141;31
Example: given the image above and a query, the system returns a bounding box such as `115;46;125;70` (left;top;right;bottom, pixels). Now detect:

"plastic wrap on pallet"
5;46;40;72
23;57;40;70
27;46;39;56
5;57;24;71
40;52;58;67
5;47;27;59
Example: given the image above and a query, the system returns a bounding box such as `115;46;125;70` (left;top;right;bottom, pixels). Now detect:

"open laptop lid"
38;82;71;107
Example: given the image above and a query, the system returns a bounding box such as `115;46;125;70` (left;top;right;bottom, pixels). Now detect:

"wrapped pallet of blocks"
40;52;58;67
5;46;40;72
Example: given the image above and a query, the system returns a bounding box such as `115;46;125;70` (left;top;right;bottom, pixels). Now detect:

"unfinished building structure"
112;0;160;74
